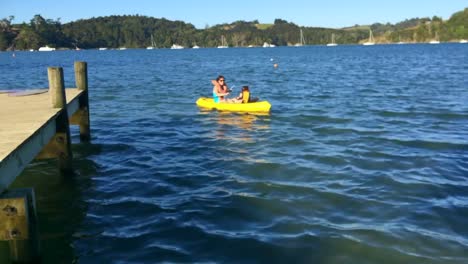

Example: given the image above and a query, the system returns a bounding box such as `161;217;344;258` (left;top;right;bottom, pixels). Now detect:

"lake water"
1;44;467;263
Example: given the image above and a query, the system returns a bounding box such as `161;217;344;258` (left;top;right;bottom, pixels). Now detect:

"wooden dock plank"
0;89;83;192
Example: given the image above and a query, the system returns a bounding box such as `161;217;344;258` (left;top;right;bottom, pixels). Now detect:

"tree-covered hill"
0;8;466;51
63;15;198;49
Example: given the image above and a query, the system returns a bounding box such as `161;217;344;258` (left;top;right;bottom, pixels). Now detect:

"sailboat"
295;29;306;46
362;29;375;45
397;35;405;45
170;44;184;49
326;33;337;46
38;45;55;51
429;32;440;44
217;35;228;48
363;29;375;45
146;34;156;49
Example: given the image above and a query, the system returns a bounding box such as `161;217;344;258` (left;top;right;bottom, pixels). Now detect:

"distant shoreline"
1;9;467;50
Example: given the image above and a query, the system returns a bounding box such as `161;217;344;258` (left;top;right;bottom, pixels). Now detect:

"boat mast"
299;29;306;45
222;35;226;46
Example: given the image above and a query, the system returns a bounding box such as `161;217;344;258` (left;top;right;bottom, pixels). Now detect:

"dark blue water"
1;44;468;263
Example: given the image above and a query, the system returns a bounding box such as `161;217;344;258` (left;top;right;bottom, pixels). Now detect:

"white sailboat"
460;39;468;43
326;33;337;46
396;35;405;44
295;29;306;46
429;32;440;44
363;29;375;45
171;44;184;49
38;45;55;51
146;34;156;49
217;35;228;48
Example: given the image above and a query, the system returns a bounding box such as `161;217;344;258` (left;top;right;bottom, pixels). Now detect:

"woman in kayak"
212;75;231;103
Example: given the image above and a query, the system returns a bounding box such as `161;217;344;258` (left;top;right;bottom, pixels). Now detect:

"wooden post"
0;189;40;263
74;61;91;142
48;67;73;173
48;67;66;109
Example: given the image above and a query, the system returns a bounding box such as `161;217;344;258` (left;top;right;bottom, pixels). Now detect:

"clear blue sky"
1;0;466;29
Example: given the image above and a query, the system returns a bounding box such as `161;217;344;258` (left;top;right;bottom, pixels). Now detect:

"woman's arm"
212;80;231;92
213;83;229;96
214;89;229;97
222;84;231;93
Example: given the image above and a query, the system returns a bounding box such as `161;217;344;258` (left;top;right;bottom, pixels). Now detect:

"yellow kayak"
196;97;271;113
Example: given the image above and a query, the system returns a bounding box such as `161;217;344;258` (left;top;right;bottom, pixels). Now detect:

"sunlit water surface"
0;44;467;263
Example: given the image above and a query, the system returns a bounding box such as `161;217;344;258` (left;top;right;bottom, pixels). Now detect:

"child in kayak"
235;86;259;103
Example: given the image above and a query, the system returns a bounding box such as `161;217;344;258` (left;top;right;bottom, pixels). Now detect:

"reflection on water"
0;144;99;262
212;111;270;143
217;112;270;130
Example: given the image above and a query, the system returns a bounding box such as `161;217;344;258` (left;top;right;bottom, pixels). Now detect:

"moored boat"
171;44;184;49
38;45;55;51
326;33;337;46
217;35;228;48
196;97;271;113
362;29;375;45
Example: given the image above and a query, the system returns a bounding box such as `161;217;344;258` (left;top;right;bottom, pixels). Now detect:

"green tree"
0;16;15;50
14;24;41;49
446;8;468;39
0;32;8;50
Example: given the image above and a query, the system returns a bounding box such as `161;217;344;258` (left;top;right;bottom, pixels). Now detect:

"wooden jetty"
0;61;90;262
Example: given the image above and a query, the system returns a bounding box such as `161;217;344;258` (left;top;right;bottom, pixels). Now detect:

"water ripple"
3;45;468;263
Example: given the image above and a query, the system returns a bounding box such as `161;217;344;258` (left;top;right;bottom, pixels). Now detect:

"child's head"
242;86;249;91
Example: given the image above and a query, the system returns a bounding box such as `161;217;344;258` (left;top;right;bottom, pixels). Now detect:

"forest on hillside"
0;8;466;50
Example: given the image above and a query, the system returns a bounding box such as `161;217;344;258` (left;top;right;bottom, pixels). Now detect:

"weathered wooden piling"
0;189;40;263
46;67;73;173
72;61;91;142
0;62;91;262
